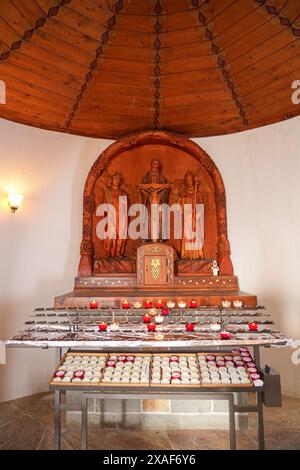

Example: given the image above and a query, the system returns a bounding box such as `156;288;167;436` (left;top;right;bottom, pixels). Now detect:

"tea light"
154;333;164;341
110;322;120;331
98;322;108;332
166;300;176;309
233;300;243;308
155;314;164;324
222;300;231;308
133;301;142;309
149;308;158;317
155;300;163;309
178;300;187;308
122;300;130;309
211;322;221;332
220;331;230;340
143;314;151;324
185;323;195;332
189;300;198;308
161;308;170;316
248;322;258;331
147;323;157;332
89;300;98;309
144;300;153;309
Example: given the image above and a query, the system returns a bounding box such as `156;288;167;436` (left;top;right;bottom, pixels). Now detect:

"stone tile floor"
0;393;299;450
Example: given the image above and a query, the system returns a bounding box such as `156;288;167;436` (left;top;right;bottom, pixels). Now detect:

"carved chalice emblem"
151;258;161;280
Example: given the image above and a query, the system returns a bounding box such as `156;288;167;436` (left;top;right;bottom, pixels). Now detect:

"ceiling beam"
65;0;125;129
192;0;249;126
0;0;73;61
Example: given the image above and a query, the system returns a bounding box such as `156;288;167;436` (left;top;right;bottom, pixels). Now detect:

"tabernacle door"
137;243;175;288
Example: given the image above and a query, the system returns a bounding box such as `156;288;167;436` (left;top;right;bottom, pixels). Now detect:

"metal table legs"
54;390;265;451
80;393;237;451
54;390;62;450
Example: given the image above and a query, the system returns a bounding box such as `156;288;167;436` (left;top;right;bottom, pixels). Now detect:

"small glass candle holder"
220;331;230;340
122;300;130;309
155;300;163;309
166;300;176;309
161;308;170;316
189;300;198;308
248;322;258;332
110;322;120;331
178;301;187;309
155;314;164;324
98;322;108;332
144;300;153;309
185;323;195;332
210;322;221;332
143;314;151;324
147;323;157;332
89;300;98;309
133;301;142;309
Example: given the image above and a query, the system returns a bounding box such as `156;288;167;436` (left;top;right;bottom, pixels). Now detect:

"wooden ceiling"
0;0;300;139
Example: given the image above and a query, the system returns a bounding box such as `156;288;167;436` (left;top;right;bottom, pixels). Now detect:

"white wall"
0;118;113;402
194;119;300;397
0;116;299;402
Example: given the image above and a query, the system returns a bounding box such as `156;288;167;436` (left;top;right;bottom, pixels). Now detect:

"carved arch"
78;130;233;277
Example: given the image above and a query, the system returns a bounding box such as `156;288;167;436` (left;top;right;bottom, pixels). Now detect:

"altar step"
55;289;257;308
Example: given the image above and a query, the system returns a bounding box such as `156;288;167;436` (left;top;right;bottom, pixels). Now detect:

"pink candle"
185;323;195;332
147;323;157;332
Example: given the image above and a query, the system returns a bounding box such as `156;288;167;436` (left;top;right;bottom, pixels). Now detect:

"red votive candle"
98;322;108;332
161;308;170;316
155;300;163;309
89;300;98;309
143;314;151;324
144;300;153;309
189;300;198;308
185;323;195;332
122;300;130;309
106;360;116;368
248;322;258;331
73;370;84;380
147;323;157;332
55;371;65;378
220;331;230;340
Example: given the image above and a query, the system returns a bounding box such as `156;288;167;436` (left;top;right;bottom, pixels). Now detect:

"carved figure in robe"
178;171;204;260
102;172;128;258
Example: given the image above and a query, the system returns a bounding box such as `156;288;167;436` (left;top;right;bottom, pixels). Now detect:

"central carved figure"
139;161;170;242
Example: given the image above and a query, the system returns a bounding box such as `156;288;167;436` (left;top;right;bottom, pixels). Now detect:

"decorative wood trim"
191;1;249;126
78;130;234;277
254;0;300;37
0;0;72;62
65;0;124;129
152;1;162;130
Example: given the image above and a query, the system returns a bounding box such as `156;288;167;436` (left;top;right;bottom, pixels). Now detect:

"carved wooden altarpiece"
55;131;256;308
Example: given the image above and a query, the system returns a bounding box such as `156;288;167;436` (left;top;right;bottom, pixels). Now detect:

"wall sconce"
8;194;24;213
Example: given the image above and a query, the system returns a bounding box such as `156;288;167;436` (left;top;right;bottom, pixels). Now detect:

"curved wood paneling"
0;0;299;138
